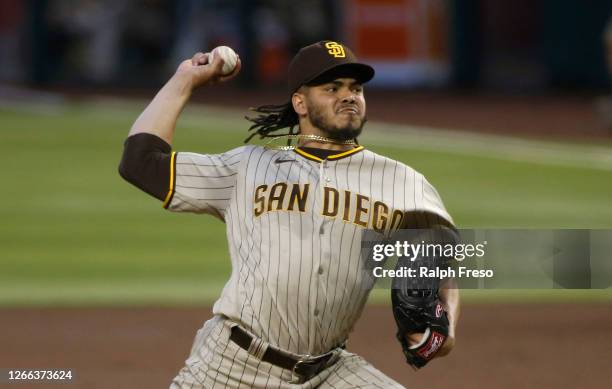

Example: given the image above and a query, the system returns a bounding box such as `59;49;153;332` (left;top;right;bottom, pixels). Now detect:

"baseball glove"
389;226;457;369
391;286;449;369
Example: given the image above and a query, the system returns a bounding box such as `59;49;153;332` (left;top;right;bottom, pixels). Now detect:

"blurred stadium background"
1;1;611;388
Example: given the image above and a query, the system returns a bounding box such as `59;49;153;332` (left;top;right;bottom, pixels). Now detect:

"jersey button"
314;308;320;316
318;266;324;275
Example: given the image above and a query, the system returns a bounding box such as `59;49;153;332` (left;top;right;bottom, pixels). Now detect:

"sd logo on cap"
325;42;346;58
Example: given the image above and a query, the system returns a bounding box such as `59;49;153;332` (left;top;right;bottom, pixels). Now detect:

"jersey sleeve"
420;174;454;228
163;146;246;218
404;171;455;229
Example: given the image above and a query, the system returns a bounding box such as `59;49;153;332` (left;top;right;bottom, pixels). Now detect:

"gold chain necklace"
264;134;357;150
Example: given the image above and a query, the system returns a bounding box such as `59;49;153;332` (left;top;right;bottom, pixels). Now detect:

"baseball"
211;46;238;75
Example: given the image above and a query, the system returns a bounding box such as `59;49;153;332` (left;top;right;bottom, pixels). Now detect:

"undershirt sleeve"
118;133;172;201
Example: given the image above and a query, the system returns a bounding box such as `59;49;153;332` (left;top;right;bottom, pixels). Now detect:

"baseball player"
119;41;459;388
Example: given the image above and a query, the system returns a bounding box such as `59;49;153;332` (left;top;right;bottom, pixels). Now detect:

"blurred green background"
1;100;611;306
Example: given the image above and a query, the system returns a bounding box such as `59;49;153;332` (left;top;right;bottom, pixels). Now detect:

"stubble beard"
307;104;367;141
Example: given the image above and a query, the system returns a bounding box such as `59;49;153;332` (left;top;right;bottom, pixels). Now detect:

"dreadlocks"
244;102;298;143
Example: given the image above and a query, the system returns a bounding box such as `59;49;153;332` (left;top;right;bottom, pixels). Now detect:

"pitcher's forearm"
128;73;193;144
440;278;460;337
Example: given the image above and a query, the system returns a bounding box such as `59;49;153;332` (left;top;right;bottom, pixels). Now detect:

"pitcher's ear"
292;90;308;116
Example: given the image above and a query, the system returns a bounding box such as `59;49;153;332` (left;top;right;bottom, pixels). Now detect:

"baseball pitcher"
119;41;459;388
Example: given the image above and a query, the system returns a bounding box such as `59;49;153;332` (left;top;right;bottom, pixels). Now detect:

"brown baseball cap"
287;41;375;95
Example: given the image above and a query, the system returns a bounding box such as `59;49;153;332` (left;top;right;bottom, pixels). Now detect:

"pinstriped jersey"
164;145;453;355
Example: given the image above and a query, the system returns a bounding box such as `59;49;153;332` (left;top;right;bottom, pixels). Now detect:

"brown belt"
229;326;340;382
